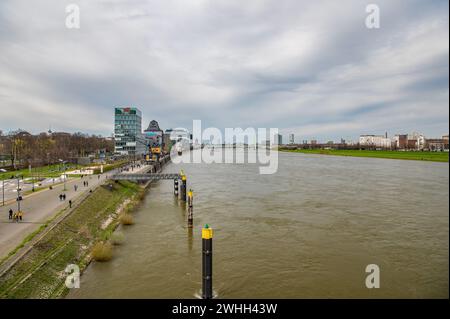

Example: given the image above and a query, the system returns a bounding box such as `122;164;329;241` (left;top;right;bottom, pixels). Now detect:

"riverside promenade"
0;163;152;260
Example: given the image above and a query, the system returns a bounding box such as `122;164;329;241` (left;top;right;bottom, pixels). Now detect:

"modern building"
114;107;146;156
289;134;295;144
275;134;283;146
144;120;164;148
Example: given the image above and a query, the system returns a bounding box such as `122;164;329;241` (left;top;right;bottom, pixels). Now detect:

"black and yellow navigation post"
202;224;213;299
187;189;194;228
180;171;187;202
174;179;179;197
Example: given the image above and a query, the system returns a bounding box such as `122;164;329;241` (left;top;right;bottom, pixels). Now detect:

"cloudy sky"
0;0;448;142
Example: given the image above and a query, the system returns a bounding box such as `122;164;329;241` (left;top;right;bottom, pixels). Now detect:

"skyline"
0;0;448;141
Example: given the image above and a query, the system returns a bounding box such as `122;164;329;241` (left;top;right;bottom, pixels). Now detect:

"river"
68;150;449;298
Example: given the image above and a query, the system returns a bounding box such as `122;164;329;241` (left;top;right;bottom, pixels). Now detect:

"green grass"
92;160;128;174
0;164;86;181
0;180;143;299
280;149;449;162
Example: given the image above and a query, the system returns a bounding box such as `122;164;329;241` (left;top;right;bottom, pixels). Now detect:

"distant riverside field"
280;149;449;162
0;164;82;181
0;161;127;181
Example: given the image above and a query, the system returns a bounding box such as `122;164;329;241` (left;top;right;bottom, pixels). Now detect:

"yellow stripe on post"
202;225;213;239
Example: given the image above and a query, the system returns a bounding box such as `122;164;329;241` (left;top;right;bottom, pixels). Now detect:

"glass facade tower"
114;107;146;156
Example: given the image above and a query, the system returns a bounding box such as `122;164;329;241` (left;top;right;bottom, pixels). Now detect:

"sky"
0;0;448;142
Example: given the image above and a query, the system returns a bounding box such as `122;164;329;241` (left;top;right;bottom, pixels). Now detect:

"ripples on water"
68;151;449;299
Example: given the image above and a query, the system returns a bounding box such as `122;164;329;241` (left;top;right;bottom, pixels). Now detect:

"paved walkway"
0;164;151;260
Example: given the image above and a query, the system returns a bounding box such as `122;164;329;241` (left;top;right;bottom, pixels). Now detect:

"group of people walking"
8;208;23;222
4;171;107;224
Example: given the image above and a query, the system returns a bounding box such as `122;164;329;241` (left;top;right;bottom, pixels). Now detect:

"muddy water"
68;151;448;298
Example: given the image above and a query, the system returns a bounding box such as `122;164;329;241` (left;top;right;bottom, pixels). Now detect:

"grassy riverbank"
0;180;144;299
280;149;449;162
0;164;84;181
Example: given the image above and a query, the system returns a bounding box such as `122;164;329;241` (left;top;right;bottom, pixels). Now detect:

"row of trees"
0;129;114;169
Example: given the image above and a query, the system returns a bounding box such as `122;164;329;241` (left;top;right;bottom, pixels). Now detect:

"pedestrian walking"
59;194;63;201
18;211;23;221
63;194;66;201
9;208;13;220
69;200;72;208
74;185;78;191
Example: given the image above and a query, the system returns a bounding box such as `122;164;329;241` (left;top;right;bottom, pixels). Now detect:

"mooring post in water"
188;189;194;228
202;224;213;299
174;179;179;197
180;171;187;202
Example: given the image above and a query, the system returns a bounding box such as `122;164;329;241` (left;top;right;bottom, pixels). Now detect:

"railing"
111;173;182;181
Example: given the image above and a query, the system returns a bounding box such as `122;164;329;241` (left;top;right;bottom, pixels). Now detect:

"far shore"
279;148;449;163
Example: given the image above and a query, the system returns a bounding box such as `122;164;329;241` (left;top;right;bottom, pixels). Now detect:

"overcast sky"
0;0;448;142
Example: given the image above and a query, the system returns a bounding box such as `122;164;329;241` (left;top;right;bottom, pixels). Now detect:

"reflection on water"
68;151;449;298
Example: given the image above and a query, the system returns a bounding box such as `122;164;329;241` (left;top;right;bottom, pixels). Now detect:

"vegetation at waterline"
0;180;143;299
91;242;113;262
110;232;125;246
119;213;135;225
280;149;449;162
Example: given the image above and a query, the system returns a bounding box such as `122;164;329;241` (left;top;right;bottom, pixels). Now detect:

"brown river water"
68;150;449;298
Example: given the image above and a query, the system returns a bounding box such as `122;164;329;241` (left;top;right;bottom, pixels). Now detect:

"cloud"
0;0;448;141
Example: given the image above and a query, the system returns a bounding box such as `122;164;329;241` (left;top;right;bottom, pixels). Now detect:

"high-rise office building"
289;134;295;144
114;107;146;156
275;134;283;145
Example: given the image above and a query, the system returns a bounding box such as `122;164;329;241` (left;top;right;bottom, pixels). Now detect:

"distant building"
359;135;391;149
425;135;449;151
393;134;408;149
407;132;425;150
275;134;283;146
144;120;163;148
289;134;295;144
114;107;146;156
442;135;449;148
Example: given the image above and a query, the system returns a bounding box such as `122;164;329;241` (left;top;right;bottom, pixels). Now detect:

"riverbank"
280;149;449;162
0;180;144;299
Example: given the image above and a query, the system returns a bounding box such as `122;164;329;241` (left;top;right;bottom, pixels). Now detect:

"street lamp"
59;159;67;191
29;160;35;192
16;174;22;212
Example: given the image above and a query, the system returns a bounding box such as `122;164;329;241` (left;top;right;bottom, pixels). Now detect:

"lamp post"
29;162;35;192
59;159;67;191
16;175;22;212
